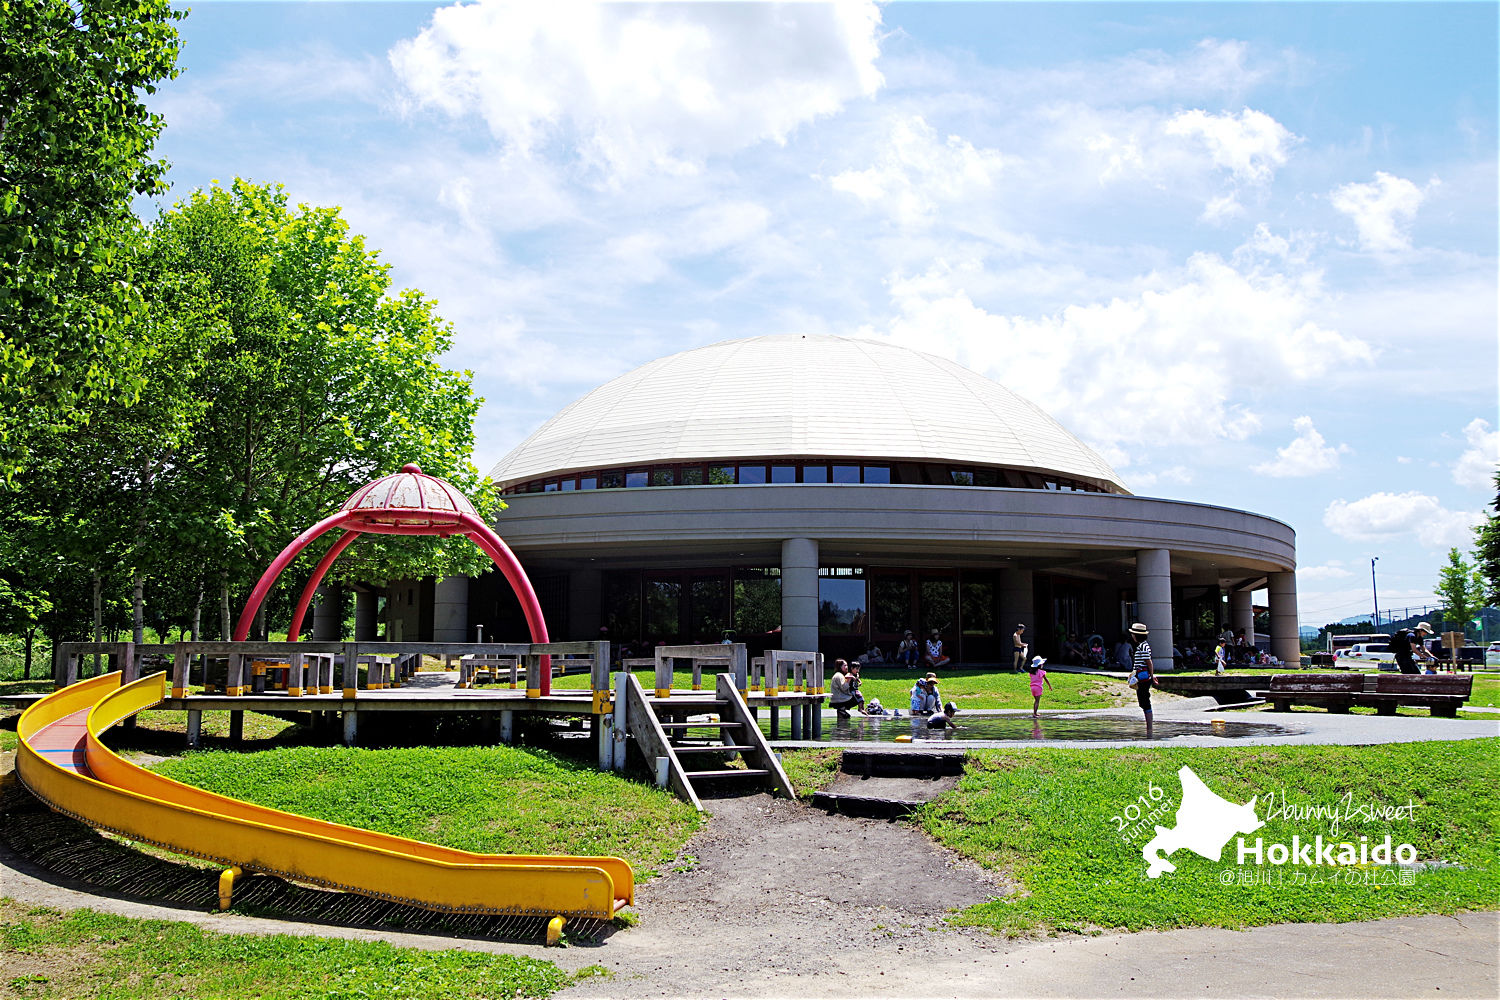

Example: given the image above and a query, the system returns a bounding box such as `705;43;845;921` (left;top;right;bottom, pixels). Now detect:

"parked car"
1488;642;1500;668
1338;642;1396;669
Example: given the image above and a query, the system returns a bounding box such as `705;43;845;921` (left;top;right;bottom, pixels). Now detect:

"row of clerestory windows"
501;459;1114;496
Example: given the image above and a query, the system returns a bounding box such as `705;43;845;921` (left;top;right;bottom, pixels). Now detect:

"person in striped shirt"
1128;622;1158;732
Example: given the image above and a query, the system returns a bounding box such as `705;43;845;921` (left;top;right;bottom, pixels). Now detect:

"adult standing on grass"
1129;622;1158;733
1012;624;1028;672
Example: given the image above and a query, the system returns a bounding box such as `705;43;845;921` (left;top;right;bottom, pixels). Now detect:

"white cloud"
1297;563;1353;582
1330;171;1432;252
868;252;1372;451
1163;107;1294;185
1128;465;1194;490
828;115;1011;226
1452;418;1500;489
389;1;884;178
1253;416;1348;477
1323;491;1483;548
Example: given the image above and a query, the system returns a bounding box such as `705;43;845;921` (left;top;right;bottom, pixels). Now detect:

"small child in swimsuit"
1027;655;1052;718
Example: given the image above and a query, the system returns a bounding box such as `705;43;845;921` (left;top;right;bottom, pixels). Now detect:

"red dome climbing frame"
232;464;552;693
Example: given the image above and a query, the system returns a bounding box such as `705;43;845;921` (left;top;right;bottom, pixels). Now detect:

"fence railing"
52;640;612;702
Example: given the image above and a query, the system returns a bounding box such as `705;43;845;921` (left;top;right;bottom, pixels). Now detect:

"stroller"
1084;633;1108;669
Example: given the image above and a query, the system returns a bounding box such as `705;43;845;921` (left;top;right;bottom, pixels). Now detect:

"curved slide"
16;672;632;926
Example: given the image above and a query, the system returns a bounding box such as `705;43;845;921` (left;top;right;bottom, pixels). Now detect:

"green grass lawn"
555;665;1148;710
852;666;1142;711
1;899;575;999
1466;675;1499;707
779;748;842;799
921;739;1500;937
152;744;700;875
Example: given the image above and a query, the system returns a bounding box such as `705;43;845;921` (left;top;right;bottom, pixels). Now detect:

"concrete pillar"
312;586;341;640
433;575;470;643
1136;549;1175;672
1230;589;1255;648
569;567;604;638
998;568;1035;666
354;590;378;640
1268;572;1299;666
781;538;819;654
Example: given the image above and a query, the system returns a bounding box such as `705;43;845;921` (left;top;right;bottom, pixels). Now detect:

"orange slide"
16;672;632;933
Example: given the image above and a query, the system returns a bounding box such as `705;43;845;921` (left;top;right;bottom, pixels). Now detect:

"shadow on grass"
0;775;621;946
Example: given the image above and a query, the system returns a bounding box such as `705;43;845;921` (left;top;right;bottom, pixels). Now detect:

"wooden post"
342;642;359;699
730;643;748;695
288;650;305;697
186;710;202;748
342;709;358;746
654;649;671;698
227;650;245;697
120;642;138;684
770;705;780;739
172;642;191;699
790;703;803;740
525;650;541;699
229;711;243;744
499;709;514;744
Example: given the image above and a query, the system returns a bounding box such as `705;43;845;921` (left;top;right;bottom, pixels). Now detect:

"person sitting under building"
897;630;921;669
924;630;951;668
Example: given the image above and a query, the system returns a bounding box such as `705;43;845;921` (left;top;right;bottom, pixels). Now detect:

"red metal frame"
233;469;552;694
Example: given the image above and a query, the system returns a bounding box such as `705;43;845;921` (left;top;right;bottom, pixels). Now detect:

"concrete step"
684;768;770;779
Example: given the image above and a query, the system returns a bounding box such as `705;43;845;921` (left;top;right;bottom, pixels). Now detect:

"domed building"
399;335;1298;670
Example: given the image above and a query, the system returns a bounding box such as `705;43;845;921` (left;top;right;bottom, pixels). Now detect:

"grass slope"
924;739;1500;936
152;744;700;872
1;900;570;999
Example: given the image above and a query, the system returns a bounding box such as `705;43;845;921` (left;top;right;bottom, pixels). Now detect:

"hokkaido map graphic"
1144;767;1265;878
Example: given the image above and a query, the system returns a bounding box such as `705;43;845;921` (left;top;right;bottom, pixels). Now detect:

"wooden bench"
1267;674;1365;713
1354;674;1472;718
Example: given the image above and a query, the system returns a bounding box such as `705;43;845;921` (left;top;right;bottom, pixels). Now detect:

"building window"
579;476;597;490
951;468;975;486
709;465;736;485
771;464;796;484
626;470;648;488
600;471;625;490
559;478;576;491
832;464;859;484
651;468;675;487
738;464;767;485
679;466;704;486
819;573;867;635
863;465;890;484
543;480;560;492
803;464;828;483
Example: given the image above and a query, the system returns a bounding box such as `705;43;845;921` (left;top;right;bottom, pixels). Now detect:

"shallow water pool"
769;712;1300;743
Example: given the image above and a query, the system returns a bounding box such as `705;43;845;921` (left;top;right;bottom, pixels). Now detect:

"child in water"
1027;655;1052;718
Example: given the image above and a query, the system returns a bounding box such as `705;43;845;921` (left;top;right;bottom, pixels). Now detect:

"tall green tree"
0;0;184;481
1475;469;1500;607
1434;548;1483;637
145;181;497;635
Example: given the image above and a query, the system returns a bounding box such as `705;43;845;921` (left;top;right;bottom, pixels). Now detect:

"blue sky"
142;2;1499;628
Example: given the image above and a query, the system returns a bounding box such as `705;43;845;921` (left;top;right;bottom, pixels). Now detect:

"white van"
1336;642;1396;668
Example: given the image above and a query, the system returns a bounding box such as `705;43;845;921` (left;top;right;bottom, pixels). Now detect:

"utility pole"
1371;557;1380;629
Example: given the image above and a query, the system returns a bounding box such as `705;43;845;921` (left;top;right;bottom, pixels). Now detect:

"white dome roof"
489;335;1125;492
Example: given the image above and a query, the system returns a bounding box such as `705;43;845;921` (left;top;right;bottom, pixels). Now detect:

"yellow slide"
16;672;632;930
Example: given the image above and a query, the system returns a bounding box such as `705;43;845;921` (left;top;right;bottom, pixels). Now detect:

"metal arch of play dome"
232;464;552;694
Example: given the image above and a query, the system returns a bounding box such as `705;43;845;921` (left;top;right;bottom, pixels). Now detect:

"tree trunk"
132;569;146;645
220;571;231;641
192;582;203;642
92;568;103;677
